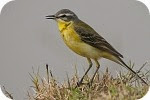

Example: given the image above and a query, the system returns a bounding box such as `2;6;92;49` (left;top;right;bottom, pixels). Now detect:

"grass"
2;86;13;99
27;63;150;100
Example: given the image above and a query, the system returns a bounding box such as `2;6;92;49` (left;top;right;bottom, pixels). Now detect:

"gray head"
46;9;78;22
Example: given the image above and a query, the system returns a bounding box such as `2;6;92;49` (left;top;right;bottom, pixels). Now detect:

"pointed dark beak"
45;15;55;19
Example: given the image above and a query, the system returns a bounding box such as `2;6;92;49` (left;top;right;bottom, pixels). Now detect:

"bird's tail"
116;57;148;86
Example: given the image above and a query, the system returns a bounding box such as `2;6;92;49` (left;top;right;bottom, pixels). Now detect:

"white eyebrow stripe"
58;14;64;17
58;13;73;17
65;13;73;16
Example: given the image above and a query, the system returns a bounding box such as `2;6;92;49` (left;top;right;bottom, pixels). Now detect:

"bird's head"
46;9;78;23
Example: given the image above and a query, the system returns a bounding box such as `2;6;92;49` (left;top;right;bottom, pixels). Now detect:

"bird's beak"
45;15;55;19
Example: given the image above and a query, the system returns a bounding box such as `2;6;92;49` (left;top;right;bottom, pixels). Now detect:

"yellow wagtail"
46;9;148;86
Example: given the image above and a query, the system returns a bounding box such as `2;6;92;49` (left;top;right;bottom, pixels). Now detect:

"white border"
137;0;150;14
0;0;149;99
0;0;14;14
0;85;12;100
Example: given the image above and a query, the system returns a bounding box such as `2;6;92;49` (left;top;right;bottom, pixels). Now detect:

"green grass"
27;63;149;100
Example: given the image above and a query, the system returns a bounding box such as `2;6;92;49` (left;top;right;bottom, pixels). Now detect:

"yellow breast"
57;20;81;46
57;20;102;59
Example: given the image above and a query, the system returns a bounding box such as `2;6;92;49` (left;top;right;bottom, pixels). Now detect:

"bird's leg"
77;58;92;87
88;60;100;87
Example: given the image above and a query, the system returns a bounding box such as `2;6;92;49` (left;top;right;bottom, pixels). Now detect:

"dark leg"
77;58;92;87
89;60;100;86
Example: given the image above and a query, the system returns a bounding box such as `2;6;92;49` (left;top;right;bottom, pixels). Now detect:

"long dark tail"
117;57;148;86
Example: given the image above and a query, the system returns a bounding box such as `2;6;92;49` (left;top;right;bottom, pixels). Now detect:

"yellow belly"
58;23;102;59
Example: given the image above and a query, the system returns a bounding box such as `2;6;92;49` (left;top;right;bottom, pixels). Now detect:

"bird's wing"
74;25;123;58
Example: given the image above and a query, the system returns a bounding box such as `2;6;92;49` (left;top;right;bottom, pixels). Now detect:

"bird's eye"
60;14;66;17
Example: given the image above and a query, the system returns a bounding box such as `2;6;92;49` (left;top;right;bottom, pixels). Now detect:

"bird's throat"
57;21;72;33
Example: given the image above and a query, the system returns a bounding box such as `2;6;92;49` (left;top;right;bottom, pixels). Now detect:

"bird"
46;9;148;86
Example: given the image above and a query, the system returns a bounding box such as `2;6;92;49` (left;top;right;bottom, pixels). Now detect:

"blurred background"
0;0;150;99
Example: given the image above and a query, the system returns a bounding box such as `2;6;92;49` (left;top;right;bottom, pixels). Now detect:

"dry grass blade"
3;86;13;99
28;63;149;100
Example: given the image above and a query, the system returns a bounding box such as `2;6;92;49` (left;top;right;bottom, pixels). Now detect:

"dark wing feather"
74;25;123;58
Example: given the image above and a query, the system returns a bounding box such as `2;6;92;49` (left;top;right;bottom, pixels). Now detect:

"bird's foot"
75;81;83;88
